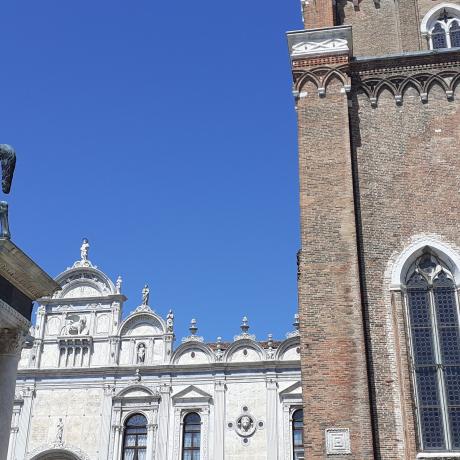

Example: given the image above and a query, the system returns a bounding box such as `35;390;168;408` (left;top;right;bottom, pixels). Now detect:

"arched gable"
275;336;301;361
119;311;166;336
54;266;116;299
171;342;214;365
224;339;265;363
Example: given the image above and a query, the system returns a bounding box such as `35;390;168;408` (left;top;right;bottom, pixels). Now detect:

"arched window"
182;412;201;460
423;6;460;49
406;251;460;452
122;414;147;460
292;409;304;459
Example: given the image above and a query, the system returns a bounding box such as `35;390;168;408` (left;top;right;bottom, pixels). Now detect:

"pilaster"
157;384;171;460
266;377;278;460
13;386;34;460
213;380;226;460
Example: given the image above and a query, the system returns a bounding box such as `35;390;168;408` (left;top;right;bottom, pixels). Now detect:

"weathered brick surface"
296;78;374;459
350;69;460;459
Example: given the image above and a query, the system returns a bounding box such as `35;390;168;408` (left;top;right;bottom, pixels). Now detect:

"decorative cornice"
0;297;31;330
0;238;59;300
25;444;91;460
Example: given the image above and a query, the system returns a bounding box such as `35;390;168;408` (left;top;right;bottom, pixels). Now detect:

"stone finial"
189;318;198;336
182;318;204;343
234;316;256;341
216;336;224;361
266;333;275;359
286;313;301;339
293;313;300;331
241;316;249;334
116;275;122;294
142;284;150;306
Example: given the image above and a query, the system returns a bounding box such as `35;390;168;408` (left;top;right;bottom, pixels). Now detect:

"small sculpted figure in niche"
137;343;146;363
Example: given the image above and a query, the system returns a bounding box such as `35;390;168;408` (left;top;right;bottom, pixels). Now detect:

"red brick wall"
296;77;374;459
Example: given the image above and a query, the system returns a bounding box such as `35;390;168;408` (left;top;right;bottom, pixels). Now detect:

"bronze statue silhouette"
0;144;16;239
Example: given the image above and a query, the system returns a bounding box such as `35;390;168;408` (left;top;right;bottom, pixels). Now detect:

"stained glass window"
122;414;147;460
407;252;460;452
432;22;448;49
182;412;201;460
450;21;460;48
292;409;304;459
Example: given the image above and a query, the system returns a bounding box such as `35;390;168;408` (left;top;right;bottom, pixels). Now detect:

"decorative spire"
72;238;94;268
234;315;256;341
266;333;275;359
286;313;301;338
215;336;224;361
142;284;150;306
182;318;204;343
116;275;123;294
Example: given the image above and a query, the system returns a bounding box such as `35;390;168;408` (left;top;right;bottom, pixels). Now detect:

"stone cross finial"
142;284;150;306
189;318;198;336
116;276;123;294
80;238;89;261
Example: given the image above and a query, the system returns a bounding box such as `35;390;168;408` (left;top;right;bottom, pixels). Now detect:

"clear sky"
1;1;303;343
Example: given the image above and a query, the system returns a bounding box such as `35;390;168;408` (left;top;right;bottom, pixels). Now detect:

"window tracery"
405;251;460;452
423;6;460;50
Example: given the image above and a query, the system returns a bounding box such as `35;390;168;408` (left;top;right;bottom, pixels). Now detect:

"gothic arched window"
182;412;201;460
122;414;147;460
424;7;460;49
406;251;460;452
292;409;304;459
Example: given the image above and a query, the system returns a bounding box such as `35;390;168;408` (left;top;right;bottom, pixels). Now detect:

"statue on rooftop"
80;238;90;261
142;284;150;306
0;144;16;239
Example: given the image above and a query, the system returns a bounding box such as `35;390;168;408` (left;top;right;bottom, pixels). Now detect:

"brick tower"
288;0;460;458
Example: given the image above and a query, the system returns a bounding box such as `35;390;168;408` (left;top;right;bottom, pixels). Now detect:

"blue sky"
1;1;303;343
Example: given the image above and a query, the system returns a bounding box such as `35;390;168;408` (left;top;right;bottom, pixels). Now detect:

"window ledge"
417;454;460;458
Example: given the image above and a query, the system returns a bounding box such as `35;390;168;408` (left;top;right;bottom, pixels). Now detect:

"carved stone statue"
137;343;146;363
55;418;64;445
116;275;123;294
0;144;16;239
142;284;150;306
62;316;89;336
80;238;90;261
166;309;174;333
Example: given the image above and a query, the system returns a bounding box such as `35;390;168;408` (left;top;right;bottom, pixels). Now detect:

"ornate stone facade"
8;244;301;460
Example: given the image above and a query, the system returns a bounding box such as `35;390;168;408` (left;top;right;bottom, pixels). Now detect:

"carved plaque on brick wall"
325;428;351;455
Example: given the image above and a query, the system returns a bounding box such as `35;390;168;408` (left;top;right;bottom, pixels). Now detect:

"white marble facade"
8;243;302;460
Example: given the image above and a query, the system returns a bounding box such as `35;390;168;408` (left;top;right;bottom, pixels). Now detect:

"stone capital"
0;327;28;356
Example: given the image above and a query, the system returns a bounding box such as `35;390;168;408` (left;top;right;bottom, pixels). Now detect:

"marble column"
0;327;27;460
213;380;226;460
156;384;171;460
266;377;278;460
